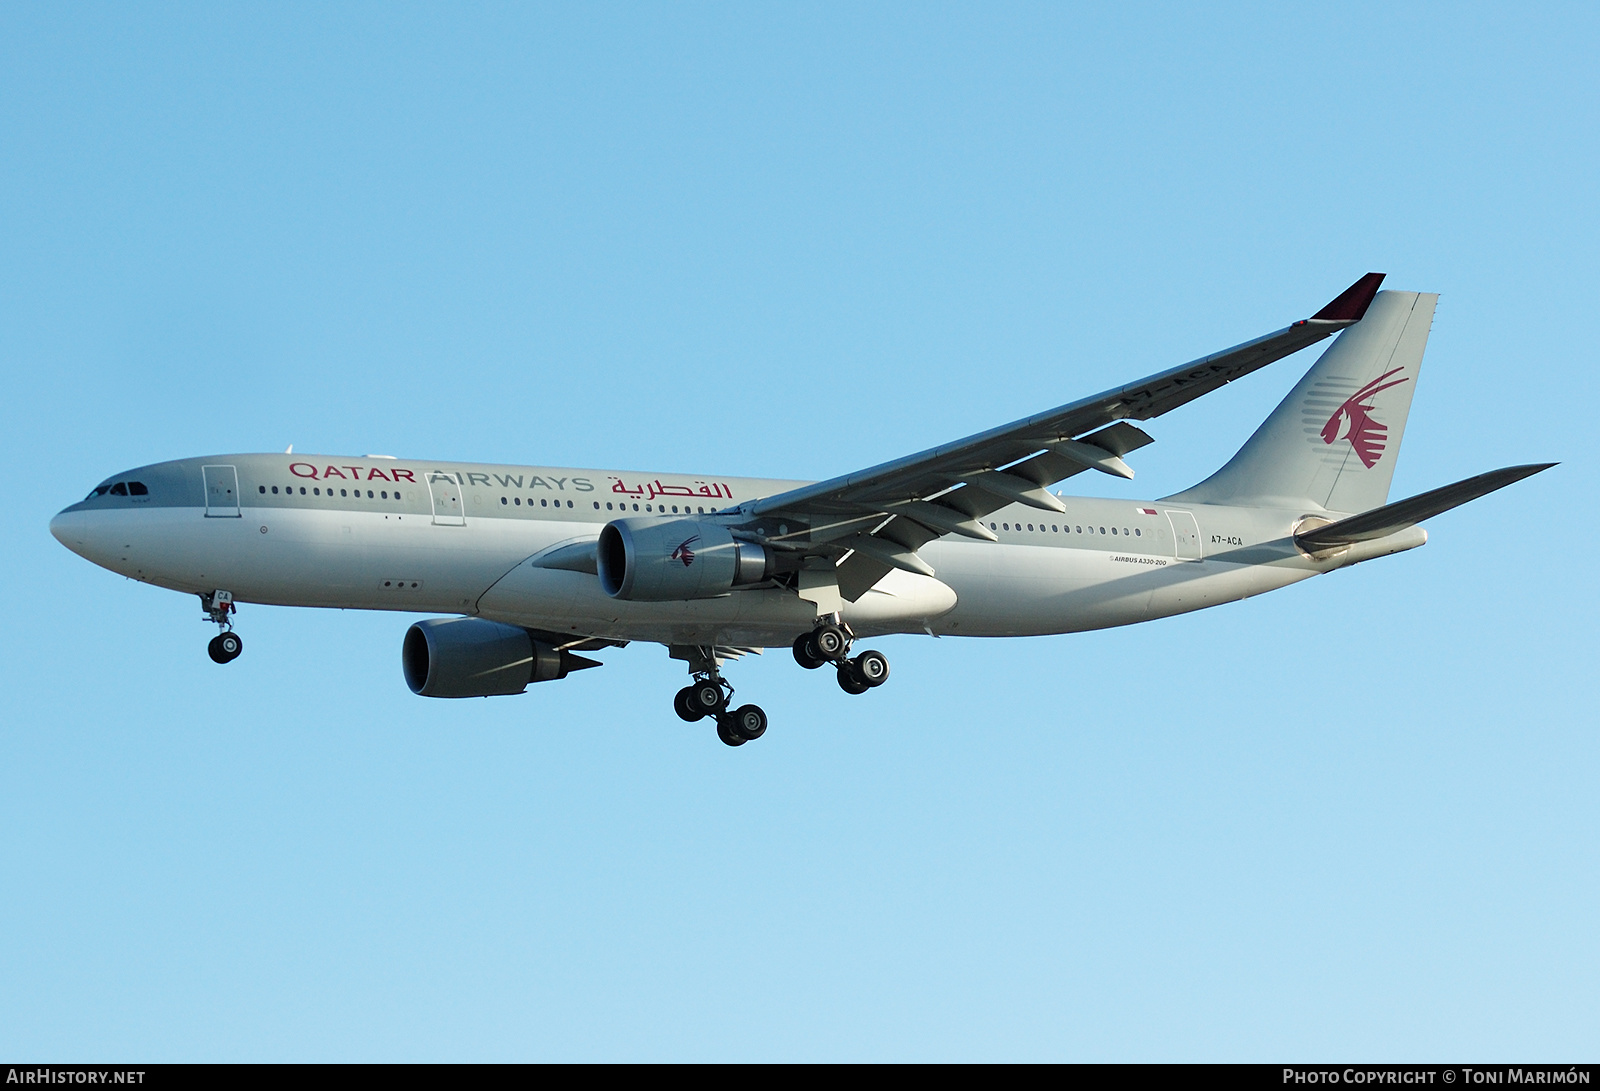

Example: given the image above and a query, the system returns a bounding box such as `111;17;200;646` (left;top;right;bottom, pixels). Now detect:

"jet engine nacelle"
597;517;771;601
403;617;597;698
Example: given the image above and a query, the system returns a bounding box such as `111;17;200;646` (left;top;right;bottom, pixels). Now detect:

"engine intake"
597;517;771;600
403;617;599;698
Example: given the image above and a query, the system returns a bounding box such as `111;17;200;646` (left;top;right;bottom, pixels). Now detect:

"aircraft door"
203;465;241;518
1166;510;1201;560
428;472;466;526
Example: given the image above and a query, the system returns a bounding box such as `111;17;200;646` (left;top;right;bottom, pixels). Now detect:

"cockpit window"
109;482;128;496
87;485;111;500
128;482;148;496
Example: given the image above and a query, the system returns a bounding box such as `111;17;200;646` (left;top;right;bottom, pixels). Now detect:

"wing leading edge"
743;273;1387;600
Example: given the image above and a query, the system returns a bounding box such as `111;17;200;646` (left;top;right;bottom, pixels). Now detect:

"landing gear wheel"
852;650;890;687
792;633;826;670
208;632;242;664
716;716;748;747
813;623;849;660
836;662;870;695
690;680;727;717
730;704;767;741
674;686;703;722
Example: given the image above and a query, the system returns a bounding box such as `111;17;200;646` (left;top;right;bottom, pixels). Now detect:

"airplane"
50;274;1553;746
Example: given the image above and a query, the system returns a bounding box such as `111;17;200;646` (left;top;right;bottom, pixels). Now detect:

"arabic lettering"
608;477;732;501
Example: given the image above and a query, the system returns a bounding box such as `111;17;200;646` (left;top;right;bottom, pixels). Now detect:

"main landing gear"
673;662;769;748
201;590;243;664
792;620;890;696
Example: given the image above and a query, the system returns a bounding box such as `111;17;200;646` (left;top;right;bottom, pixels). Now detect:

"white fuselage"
50;453;1424;650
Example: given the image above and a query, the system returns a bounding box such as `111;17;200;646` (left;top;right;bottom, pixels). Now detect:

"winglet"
1312;272;1386;322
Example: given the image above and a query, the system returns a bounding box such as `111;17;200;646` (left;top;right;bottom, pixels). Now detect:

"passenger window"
1111;527;1117;535
340;489;348;497
110;482;128;496
271;486;279;494
1135;528;1141;536
367;490;374;498
606;502;614;510
1099;527;1106;534
258;486;266;494
500;497;507;505
593;502;600;510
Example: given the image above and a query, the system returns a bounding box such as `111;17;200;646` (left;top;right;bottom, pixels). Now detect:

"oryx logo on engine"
670;535;700;567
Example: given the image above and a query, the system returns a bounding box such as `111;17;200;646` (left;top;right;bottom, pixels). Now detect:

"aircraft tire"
813;624;848;660
853;650;890;687
691;680;726;717
792;633;826;669
716;715;747;747
836;663;870;695
731;704;767;740
674;686;703;722
208;632;242;664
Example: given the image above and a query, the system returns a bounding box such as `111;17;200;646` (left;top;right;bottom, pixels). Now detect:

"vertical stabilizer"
1165;290;1437;513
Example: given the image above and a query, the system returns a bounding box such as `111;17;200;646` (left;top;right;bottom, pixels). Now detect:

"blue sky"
2;3;1596;1060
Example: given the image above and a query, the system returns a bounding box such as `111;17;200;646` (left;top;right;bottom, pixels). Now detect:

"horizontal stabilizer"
1295;463;1555;549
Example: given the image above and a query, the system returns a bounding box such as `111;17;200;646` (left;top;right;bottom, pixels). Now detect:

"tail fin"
1166;289;1437;513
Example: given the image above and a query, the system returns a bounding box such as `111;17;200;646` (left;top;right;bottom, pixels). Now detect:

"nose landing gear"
793;620;890;696
200;591;243;664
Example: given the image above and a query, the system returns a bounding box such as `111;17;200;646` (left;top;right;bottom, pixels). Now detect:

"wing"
742;273;1387;600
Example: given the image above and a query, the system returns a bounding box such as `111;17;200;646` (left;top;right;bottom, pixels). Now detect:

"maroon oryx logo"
670;535;700;567
1321;367;1409;469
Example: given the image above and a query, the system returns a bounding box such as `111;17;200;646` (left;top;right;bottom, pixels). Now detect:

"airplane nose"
50;509;88;554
